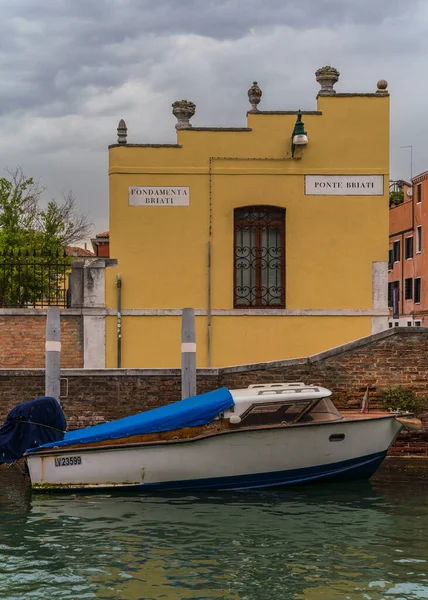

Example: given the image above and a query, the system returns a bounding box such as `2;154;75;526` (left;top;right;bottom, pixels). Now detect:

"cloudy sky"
0;0;426;239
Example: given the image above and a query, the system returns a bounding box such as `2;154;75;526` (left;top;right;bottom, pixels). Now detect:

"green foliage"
0;168;92;307
0;248;71;308
380;386;424;415
389;190;404;207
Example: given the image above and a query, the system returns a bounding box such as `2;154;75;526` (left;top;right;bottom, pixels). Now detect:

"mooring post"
45;306;61;403
181;308;196;399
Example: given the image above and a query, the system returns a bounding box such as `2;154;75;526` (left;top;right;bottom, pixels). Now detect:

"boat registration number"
54;456;82;467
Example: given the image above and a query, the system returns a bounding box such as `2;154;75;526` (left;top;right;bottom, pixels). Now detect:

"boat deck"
341;411;395;420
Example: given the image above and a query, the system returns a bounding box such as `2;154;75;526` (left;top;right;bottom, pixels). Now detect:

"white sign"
305;175;384;196
129;186;190;206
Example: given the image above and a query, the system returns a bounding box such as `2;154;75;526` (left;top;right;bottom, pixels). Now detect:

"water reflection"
1;468;428;599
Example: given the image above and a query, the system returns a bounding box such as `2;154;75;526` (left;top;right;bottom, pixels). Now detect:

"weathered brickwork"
0;328;428;456
0;371;217;429
0;314;83;369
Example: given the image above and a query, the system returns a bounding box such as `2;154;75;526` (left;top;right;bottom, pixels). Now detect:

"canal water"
1;465;428;599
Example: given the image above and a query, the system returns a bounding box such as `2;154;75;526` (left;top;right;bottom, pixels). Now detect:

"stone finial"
172;100;196;129
315;66;340;96
117;119;127;144
376;79;389;95
248;81;262;112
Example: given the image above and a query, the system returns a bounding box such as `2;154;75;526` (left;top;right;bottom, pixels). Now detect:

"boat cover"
28;387;234;452
0;397;66;463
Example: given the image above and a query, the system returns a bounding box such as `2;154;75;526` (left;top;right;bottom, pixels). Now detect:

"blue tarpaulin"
29;387;234;451
0;397;66;463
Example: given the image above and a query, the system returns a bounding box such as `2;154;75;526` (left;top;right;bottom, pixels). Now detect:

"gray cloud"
0;0;426;236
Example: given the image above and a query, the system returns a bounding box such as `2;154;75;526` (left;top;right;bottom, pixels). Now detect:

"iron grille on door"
234;206;285;308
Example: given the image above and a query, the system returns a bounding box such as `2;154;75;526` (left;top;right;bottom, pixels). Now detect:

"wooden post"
45;306;61;403
181;308;196;399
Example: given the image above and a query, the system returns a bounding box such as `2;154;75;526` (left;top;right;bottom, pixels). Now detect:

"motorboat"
16;382;421;492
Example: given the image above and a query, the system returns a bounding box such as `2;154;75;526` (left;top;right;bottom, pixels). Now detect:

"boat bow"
395;416;423;431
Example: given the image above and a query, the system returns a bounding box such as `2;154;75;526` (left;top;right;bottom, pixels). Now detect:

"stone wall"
1;327;428;455
219;327;428;404
0;312;83;369
0;259;114;371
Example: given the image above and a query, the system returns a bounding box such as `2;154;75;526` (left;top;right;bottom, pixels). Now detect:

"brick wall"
0;312;83;369
1;328;428;456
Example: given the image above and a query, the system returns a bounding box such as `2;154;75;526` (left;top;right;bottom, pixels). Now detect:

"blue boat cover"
29;387;234;451
0;397;66;463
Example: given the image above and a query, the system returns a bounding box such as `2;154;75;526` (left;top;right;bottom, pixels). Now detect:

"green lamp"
291;110;308;158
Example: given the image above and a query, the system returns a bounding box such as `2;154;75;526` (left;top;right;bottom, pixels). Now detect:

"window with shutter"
393;240;400;262
405;237;414;259
388;282;392;307
388;281;399;307
405;278;413;300
417;227;422;253
414;278;422;304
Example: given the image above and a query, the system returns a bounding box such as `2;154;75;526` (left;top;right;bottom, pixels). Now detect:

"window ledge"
106;308;389;317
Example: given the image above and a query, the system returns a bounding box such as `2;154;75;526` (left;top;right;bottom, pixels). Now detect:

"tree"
0;168;94;307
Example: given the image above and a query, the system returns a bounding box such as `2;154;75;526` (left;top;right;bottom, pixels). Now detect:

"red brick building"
66;246;95;257
91;231;110;257
389;172;428;326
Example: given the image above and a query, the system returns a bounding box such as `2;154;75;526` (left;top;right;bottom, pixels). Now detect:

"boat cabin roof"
229;382;332;417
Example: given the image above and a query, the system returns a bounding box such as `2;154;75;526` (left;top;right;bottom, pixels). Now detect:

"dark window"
415;321;422;327
417;184;422;204
389;322;393;328
393;240;400;262
388;248;394;270
240;401;310;426
405;278;413;300
234;206;285;308
407;321;412;326
405;237;414;259
388;281;399;307
394;322;399;327
417;226;422;253
415;278;422;304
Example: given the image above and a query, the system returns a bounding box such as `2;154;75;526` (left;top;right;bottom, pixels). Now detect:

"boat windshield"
299;398;342;423
239;400;312;427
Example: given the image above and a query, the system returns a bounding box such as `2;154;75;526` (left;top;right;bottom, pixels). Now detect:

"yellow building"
106;68;390;368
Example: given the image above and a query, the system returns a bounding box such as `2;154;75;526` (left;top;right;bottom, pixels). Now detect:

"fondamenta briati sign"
305;175;384;196
129;186;190;206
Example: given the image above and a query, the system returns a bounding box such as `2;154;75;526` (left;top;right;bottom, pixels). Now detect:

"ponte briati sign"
305;175;384;196
129;186;190;206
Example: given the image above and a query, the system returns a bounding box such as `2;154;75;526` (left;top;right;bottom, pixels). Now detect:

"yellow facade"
106;75;390;368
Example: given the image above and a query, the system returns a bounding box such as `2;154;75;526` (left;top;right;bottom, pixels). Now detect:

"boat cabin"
225;383;342;427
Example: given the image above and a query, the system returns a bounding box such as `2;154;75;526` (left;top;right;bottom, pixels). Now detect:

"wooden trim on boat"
26;412;398;457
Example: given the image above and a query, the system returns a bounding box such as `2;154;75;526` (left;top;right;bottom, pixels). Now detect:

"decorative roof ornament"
376;79;389;95
172;100;196;129
315;66;340;96
117;119;127;144
248;81;262;112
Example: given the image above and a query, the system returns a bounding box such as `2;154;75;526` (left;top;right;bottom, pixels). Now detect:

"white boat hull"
26;416;402;492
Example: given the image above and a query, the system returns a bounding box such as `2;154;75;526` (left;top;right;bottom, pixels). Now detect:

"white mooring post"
181;308;196;399
45;306;61;403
